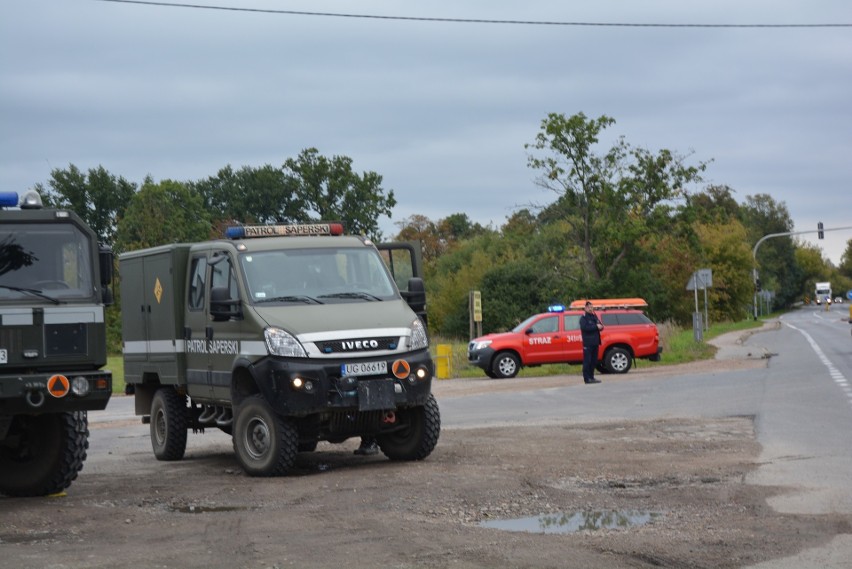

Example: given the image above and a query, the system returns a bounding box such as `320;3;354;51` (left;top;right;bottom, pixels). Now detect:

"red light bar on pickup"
225;222;344;239
569;298;649;310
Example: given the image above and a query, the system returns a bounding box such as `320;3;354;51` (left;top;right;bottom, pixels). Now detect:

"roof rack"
569;298;648;310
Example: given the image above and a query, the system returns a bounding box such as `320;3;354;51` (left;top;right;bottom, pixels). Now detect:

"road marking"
785;322;852;409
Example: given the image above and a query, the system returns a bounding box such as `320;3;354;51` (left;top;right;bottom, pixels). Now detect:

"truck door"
521;314;565;364
206;251;243;402
377;241;426;323
562;313;583;361
184;253;213;400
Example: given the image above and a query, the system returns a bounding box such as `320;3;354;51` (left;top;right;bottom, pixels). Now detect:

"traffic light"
818;221;824;239
755;278;761;292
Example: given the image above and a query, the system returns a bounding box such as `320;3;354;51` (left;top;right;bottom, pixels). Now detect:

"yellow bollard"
435;344;453;379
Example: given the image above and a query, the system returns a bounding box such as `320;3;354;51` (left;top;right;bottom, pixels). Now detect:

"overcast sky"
2;1;851;264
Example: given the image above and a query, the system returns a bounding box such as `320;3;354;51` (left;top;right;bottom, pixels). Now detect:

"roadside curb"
708;319;779;361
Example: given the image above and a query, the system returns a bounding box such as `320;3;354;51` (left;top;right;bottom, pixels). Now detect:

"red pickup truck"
467;299;662;379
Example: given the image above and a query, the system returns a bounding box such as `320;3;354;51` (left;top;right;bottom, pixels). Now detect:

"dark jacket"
579;312;602;347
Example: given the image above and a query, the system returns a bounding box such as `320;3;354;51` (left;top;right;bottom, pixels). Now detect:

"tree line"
29;114;852;347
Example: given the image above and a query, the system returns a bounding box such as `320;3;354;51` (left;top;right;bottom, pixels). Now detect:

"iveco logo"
342;339;380;350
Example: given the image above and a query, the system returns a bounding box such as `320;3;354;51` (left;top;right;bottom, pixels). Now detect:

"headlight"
471;340;492;351
409;317;429;350
264;327;307;357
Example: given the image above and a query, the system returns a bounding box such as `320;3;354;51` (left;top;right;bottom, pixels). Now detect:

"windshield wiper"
255;295;323;304
318;292;381;301
0;284;61;304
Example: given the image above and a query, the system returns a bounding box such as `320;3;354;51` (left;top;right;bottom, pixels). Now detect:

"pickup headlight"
470;340;492;351
264;327;307;358
409;318;429;350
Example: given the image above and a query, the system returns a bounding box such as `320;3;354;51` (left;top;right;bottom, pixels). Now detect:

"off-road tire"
491;351;520;379
603;347;633;374
0;411;88;497
377;394;441;461
233;395;298;476
150;388;188;461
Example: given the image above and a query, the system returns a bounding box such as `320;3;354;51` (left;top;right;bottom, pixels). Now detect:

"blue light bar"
0;192;19;207
547;304;566;313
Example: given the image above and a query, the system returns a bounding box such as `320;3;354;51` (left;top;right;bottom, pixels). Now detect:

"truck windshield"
0;223;94;300
239;247;399;305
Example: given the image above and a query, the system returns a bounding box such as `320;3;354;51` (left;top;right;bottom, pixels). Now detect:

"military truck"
0;190;113;496
119;222;440;476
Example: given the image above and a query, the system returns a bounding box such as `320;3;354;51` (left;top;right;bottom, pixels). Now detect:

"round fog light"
291;377;304;389
71;376;90;397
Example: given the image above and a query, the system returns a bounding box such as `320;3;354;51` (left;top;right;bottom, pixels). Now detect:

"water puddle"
479;510;661;534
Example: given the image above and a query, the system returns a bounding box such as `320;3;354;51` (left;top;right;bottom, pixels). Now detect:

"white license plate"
341;361;387;377
0;349;6;364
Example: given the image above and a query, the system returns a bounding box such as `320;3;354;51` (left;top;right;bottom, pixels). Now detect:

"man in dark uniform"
579;301;604;384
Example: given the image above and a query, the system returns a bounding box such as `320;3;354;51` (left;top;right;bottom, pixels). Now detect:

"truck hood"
250;299;417;338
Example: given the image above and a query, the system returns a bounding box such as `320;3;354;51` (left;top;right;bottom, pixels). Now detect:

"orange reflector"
95;378;109;390
392;360;411;379
47;375;70;398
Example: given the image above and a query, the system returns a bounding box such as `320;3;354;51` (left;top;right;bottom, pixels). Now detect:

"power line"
97;0;852;28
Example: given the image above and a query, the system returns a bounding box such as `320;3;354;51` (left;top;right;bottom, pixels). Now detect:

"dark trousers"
582;345;599;381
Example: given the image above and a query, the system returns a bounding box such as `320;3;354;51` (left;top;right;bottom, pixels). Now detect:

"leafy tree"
115;178;212;252
687;185;741;224
525;112;705;289
740;194;799;307
794;242;834;301
693;221;754;321
283;148;396;240
36;164;136;249
839;239;852;279
395;214;443;265
427;234;501;337
192;164;305;225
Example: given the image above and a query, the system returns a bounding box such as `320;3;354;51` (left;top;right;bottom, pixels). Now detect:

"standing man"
579;301;604;384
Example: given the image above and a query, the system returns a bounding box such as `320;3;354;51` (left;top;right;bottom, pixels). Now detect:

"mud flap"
358;380;396;411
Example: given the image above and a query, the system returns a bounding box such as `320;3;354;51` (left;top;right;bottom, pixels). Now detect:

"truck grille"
45;323;88;357
328;409;382;435
317;336;399;354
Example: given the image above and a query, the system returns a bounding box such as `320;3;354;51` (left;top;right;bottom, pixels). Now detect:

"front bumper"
249;349;435;417
467;347;497;372
0;369;112;415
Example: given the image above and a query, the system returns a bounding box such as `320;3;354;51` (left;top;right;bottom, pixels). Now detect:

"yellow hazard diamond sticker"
154;278;163;304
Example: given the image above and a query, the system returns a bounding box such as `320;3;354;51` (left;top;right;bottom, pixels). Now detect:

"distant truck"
119;222;439;476
815;282;832;305
0;190;113;496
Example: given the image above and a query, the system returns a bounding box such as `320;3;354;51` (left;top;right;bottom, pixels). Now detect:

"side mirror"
403;277;426;311
99;245;114;306
210;287;241;321
402;277;427;327
98;245;114;286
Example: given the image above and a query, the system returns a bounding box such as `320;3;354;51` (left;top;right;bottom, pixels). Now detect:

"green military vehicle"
0;190;113;496
120;222;439;476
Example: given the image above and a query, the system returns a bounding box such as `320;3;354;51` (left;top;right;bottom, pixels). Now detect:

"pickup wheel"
233;395;297;476
491;351;520;379
377;394;440;461
0;411;88;497
150;388;188;461
603;347;632;374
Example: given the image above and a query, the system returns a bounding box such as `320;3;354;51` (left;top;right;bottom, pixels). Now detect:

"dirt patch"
2;414;848;569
